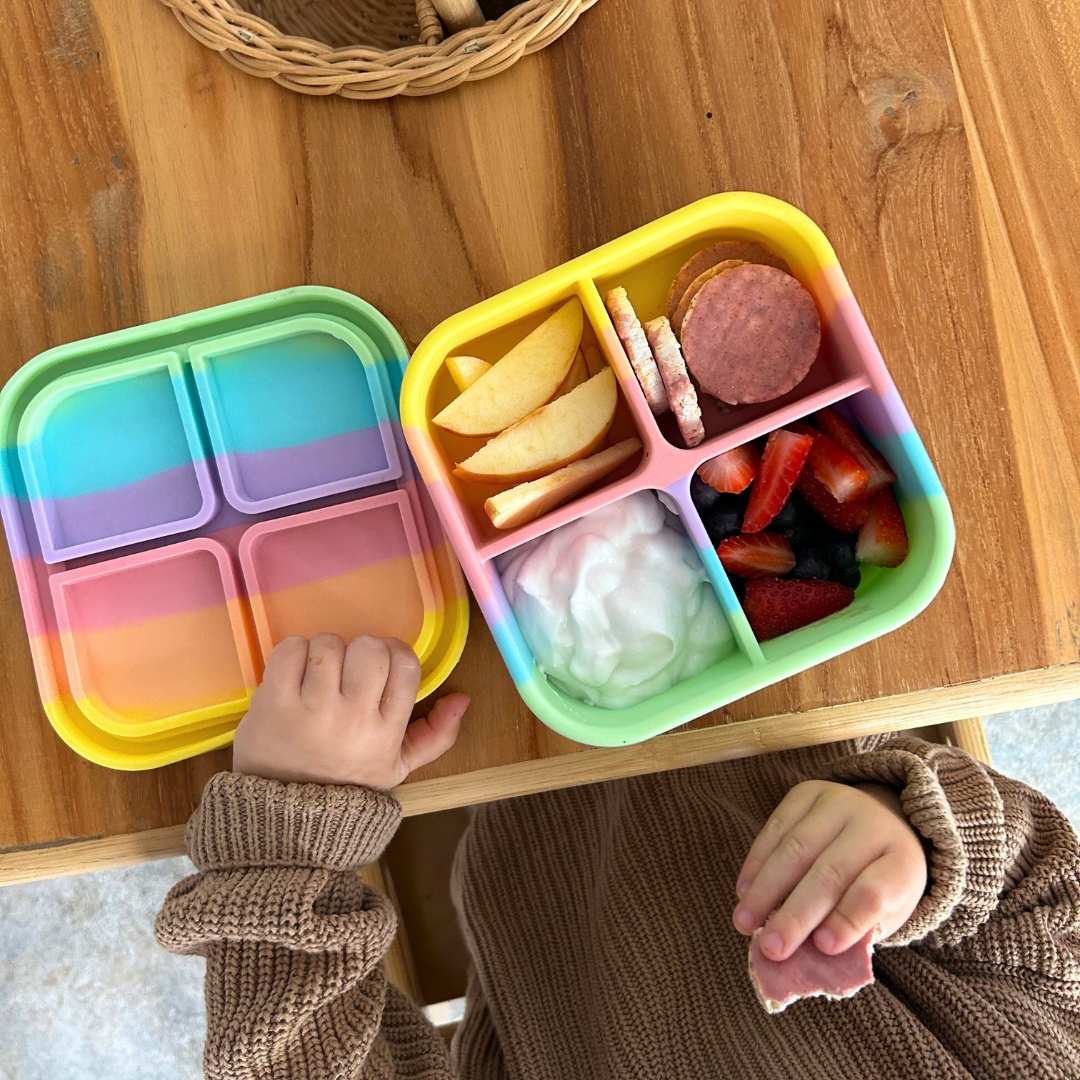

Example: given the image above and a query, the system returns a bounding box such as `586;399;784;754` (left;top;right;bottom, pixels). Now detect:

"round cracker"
666;240;791;322
681;263;820;405
671;259;744;339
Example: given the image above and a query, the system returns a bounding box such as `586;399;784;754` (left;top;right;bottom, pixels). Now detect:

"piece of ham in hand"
748;928;876;1014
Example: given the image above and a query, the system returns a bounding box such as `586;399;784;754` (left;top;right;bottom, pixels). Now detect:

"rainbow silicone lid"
0;287;469;770
402;192;955;747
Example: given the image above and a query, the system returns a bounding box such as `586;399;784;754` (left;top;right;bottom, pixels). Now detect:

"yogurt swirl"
499;490;733;709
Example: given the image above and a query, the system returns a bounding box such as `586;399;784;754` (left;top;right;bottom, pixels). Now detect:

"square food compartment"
593;240;870;455
407;282;649;560
190;315;402;514
239;491;440;674
403;193;954;747
49;538;257;737
477;488;762;743
17;352;217;563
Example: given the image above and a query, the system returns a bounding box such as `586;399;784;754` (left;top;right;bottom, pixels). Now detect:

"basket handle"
430;0;486;32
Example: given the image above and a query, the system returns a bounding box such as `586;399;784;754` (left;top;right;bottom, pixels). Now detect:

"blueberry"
832;566;862;590
771;497;799;532
690;473;722;513
703;500;743;545
789;548;830;580
787;522;821;555
826;536;858;573
728;575;746;604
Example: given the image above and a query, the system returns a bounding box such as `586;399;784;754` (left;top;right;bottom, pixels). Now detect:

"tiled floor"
2;699;1078;1080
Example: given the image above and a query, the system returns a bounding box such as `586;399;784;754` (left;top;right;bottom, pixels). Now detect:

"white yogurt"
498;490;733;709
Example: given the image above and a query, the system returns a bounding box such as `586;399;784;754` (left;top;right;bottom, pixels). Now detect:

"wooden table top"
1;0;1078;884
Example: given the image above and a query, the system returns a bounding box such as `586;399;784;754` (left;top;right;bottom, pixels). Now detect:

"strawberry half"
816;408;897;495
857;488;909;567
697;443;760;495
796;470;870;533
717;533;796;579
743;578;856;641
806;432;868;503
742;430;814;533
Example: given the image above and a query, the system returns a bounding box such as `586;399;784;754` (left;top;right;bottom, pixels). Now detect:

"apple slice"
433;297;583;437
583;343;606;377
485;437;642;529
454;368;617;484
554;349;589;399
446;354;492;391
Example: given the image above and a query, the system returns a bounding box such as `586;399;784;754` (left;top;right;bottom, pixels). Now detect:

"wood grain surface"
1;0;1078;876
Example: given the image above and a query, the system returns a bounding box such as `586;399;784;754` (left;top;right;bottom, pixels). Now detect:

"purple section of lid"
217;422;400;513
1;494;33;561
32;460;216;562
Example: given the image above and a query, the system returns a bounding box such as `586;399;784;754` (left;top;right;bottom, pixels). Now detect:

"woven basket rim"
160;0;594;68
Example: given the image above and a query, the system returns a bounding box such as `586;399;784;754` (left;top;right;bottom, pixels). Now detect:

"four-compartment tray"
402;192;955;747
0;287;469;770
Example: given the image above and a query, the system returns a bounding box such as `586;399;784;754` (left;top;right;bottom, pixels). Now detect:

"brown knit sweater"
155;735;1080;1078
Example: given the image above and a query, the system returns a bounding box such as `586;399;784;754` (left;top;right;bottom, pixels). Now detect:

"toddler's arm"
736;736;1080;1072
155;633;469;1080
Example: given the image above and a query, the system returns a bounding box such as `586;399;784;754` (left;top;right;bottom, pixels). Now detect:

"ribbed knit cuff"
818;736;1005;946
186;772;403;872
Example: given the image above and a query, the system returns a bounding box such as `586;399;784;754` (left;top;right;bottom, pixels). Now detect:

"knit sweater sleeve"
820;735;1080;960
154;772;454;1080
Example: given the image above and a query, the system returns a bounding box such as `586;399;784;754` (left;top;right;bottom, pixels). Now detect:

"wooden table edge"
2;661;1076;886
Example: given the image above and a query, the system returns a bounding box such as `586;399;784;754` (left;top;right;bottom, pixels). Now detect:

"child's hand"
733;780;927;961
232;634;469;790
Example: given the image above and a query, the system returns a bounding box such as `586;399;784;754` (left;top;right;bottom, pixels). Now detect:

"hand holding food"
735;779;927;1011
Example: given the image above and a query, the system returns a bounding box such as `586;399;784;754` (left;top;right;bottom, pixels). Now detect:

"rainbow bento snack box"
0;288;468;770
402;193;954;747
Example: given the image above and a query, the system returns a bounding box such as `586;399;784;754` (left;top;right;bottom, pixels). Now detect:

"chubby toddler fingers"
733;810;846;935
300;633;347;701
736;781;831;901
813;851;923;955
260;636;310;697
340;635;392;710
754;833;880;961
399;694;469;778
378;638;422;727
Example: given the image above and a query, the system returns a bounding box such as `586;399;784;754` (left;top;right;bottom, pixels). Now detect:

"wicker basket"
157;0;598;99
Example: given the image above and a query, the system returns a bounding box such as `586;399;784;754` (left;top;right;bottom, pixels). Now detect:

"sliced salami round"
681;263;820;405
667;240;790;322
671;259;744;339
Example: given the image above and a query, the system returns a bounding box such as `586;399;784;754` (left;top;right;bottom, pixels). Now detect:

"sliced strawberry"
796;471;870;533
697;443;760;495
806;431;869;503
742;429;814;533
857;488;909;568
816;408;897;495
743;578;856;641
785;421;818;438
717;533;796;579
